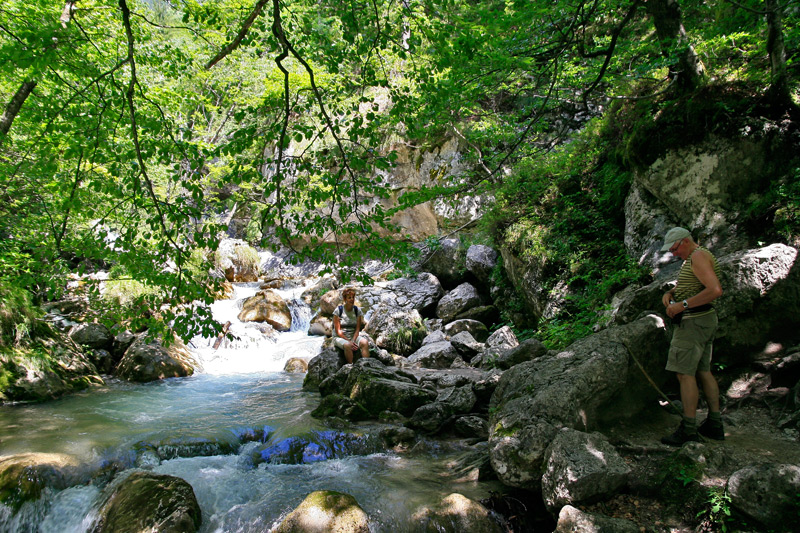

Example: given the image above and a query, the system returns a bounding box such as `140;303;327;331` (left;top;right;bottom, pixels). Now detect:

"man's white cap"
660;227;691;251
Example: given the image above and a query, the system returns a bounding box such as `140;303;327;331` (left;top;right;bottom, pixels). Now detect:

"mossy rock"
0;453;82;511
91;471;201;533
275;490;369;533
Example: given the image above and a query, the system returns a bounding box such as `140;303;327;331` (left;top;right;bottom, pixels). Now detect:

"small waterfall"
189;281;324;375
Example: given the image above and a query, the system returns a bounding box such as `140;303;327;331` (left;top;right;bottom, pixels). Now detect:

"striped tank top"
674;247;720;319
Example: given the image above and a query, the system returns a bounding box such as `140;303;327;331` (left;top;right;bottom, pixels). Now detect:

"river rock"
727;463;800;531
91;471;201;533
0;453;83;510
319;289;343;317
303;348;346;391
382;272;444;312
318;358;436;417
274;490;369;533
284;357;308;373
68;322;113;350
308;314;332;336
488;314;668;489
364;305;426;356
237;290;292;331
407;341;459;369
112;330;136;358
437;283;482;323
555;505;640;533
411;493;503;533
541;429;630;513
115;334;198;383
311;393;371;421
453;415;489;439
443;319;489;342
466;244;499;283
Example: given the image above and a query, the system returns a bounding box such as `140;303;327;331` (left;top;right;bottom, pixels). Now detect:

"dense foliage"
1;0;798;343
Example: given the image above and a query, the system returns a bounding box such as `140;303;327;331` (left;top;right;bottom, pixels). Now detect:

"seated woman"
332;287;370;364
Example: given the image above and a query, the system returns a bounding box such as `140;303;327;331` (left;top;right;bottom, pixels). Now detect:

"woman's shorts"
666;311;718;375
334;334;367;351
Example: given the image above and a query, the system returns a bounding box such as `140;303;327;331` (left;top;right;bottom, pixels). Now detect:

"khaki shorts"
334;334;367;351
666;312;718;375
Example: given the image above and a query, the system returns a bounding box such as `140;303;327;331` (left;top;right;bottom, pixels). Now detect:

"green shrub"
0;281;40;348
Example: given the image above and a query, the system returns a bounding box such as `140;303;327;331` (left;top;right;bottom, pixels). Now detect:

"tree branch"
205;0;269;69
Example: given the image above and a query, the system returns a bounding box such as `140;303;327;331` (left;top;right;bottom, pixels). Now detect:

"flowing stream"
0;282;501;532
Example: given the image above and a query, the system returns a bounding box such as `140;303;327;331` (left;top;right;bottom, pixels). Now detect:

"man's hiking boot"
698;417;725;441
661;421;703;446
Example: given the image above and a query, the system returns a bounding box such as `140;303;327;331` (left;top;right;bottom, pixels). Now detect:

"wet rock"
408;385;477;434
555;505;639;533
411;493;503;533
727;463;800;532
0;453;83;510
115;334;198;383
437;283;482;322
274;490;369;533
237;290;292;331
284;357;308;373
541;429;630;513
91;471;201;533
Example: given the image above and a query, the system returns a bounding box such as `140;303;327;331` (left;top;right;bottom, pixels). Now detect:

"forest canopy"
1;0;798;342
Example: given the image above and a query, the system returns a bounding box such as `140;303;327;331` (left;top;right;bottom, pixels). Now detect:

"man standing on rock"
660;227;725;445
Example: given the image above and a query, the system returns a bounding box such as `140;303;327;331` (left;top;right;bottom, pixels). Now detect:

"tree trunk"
646;0;705;92
765;0;795;110
0;80;37;142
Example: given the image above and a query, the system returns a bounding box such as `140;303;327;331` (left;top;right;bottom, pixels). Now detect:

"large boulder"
411;493;503;533
407;341;459;369
413;238;466;288
318;358;436;417
486;338;547;371
466;245;499;283
727;463;800;532
68;322;113;351
303;348;346;391
115;334;198;383
0;453;83;510
90;471;201;533
0;325;103;403
364;305;426;356
436;283;482;323
237;290;292;331
488;315;668;489
274;490;369;533
443;319;489;342
541;429;630;514
407;384;477;433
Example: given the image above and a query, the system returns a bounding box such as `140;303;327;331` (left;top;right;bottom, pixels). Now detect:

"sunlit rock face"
237;290;292;332
115;334;197;383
